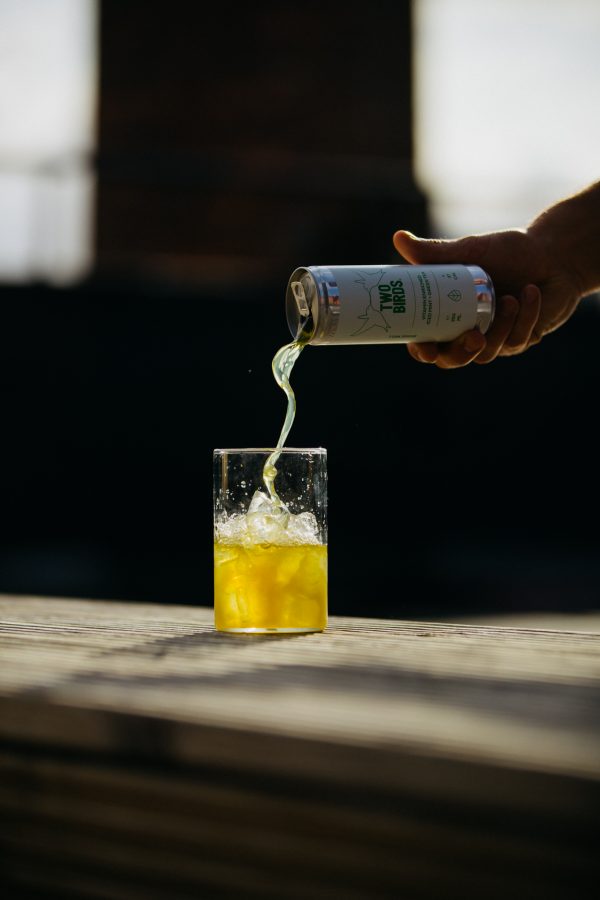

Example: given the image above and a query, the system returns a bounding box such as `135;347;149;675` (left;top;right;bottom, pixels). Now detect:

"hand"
393;227;582;368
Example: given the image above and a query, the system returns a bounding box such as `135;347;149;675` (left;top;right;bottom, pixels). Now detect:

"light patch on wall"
0;0;98;283
414;0;600;236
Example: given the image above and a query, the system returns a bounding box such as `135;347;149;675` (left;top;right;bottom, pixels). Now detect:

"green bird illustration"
350;269;391;336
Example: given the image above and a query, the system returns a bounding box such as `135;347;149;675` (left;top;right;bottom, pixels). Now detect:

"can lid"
466;265;496;334
286;268;317;341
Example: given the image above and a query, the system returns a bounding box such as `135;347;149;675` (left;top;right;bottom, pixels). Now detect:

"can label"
320;265;483;344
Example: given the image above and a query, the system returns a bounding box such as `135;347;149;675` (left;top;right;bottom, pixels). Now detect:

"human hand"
393;227;581;368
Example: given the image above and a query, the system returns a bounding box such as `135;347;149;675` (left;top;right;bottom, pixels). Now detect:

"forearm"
527;181;600;297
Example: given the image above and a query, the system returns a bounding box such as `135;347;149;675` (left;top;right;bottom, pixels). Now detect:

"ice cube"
289;511;319;543
246;490;290;543
215;513;248;544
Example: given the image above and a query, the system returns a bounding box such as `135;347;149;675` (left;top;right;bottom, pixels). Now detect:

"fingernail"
524;285;539;303
464;332;484;353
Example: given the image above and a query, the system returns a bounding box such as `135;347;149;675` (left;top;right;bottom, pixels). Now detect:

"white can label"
321;265;480;344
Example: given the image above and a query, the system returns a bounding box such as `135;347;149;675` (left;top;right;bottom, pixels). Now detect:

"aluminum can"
286;264;495;345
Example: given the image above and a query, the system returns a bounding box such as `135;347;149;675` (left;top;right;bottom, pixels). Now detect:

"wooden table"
1;595;599;899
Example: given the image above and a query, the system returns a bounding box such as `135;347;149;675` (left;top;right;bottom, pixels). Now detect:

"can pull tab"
290;281;310;316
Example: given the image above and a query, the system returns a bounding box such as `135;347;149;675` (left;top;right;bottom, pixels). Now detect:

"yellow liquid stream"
263;339;306;501
214;542;327;632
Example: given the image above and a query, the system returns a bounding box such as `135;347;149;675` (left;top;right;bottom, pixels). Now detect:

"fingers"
407;330;486;369
393;230;489;266
476;284;542;362
393;231;426;264
393;230;460;265
473;295;520;364
406;284;543;369
499;284;542;356
407;341;439;364
431;330;487;369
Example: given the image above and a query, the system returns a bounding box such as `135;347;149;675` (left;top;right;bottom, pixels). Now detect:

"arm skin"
393;181;600;369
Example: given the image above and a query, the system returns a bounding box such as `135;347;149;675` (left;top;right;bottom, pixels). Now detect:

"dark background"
1;0;598;618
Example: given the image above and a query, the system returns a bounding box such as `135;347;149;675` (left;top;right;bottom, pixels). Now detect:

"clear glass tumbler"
213;448;327;633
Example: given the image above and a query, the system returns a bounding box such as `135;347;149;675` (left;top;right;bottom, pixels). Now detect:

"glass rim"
213;447;326;455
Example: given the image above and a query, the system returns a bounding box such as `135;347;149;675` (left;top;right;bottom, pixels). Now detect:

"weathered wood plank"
1;594;599;899
0;745;596;900
1;595;599;778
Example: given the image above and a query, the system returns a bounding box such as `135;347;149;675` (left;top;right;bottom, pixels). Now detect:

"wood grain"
1;594;599;899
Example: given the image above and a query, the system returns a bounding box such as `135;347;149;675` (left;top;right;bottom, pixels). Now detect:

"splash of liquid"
263;338;306;502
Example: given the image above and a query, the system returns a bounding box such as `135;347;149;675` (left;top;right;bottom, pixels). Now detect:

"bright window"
414;0;600;236
0;0;98;283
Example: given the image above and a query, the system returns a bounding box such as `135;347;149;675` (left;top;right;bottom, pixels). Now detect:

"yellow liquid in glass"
214;336;326;633
214;541;327;632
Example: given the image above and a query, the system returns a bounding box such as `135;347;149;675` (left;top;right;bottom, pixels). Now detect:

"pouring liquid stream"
263;339;306;504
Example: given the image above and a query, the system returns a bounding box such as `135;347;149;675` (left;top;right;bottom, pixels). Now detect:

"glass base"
217;626;324;634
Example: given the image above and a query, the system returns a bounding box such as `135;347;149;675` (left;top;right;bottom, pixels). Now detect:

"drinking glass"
213;448;327;633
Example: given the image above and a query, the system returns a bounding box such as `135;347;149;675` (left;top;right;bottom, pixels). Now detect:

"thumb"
393;229;483;266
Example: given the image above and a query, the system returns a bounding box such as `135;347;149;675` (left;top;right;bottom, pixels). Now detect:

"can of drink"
286;264;495;345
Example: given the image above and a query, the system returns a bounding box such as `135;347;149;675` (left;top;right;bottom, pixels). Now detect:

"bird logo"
350;269;391;337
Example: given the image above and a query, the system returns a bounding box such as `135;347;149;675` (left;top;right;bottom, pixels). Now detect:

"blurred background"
0;0;598;619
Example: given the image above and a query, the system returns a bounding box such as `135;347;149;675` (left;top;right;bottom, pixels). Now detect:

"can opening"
290;280;310;316
286;268;318;343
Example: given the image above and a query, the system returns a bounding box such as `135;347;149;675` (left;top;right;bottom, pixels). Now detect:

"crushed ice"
216;490;320;546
